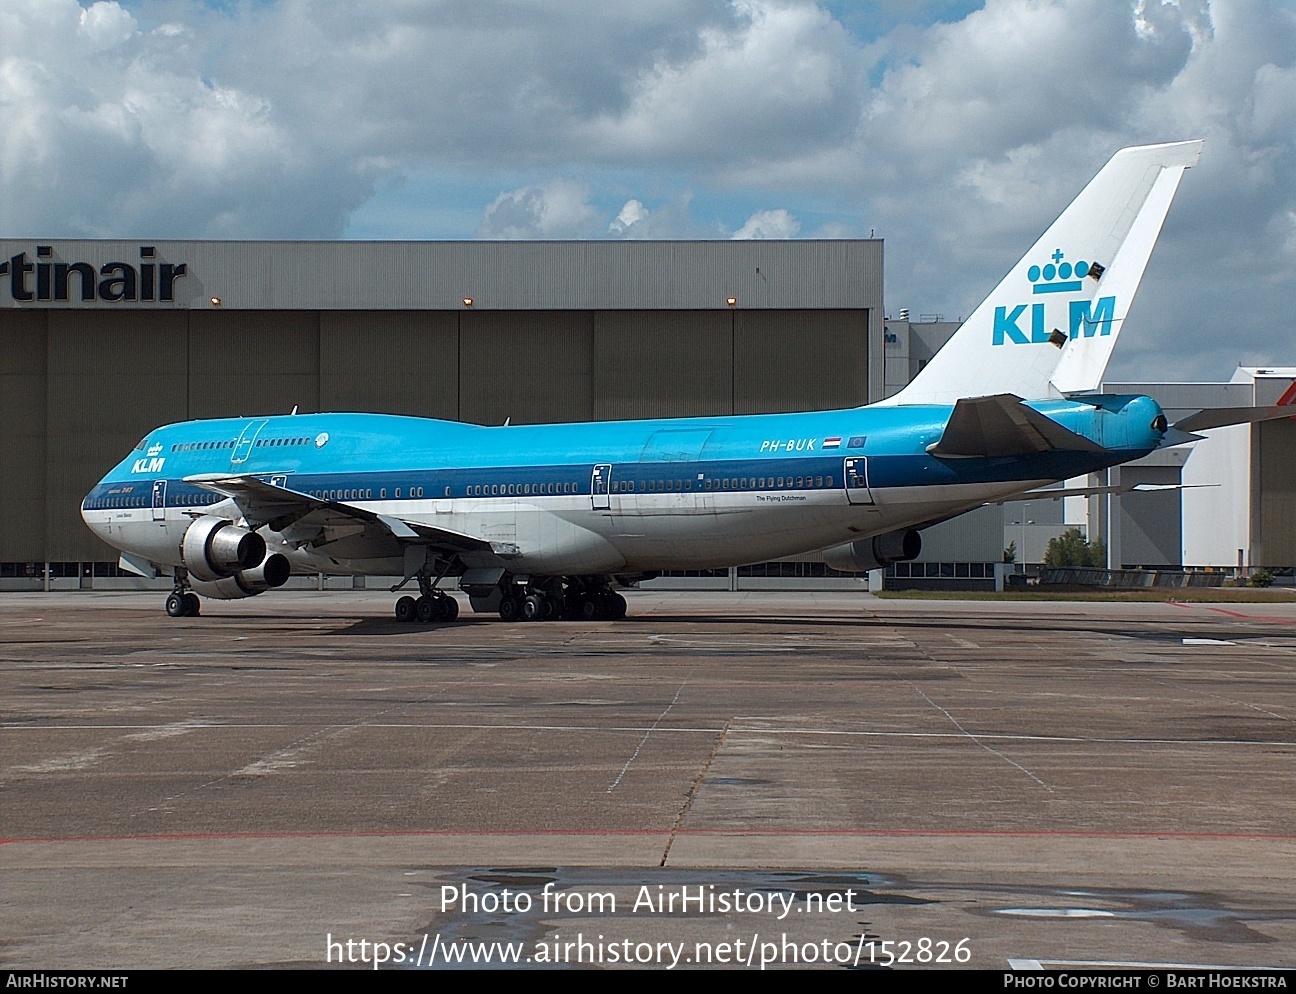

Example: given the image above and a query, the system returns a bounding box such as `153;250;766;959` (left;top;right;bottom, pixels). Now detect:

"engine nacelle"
181;515;266;582
823;529;922;573
189;552;291;599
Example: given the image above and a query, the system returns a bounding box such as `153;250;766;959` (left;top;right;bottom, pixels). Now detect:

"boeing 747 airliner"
83;140;1282;622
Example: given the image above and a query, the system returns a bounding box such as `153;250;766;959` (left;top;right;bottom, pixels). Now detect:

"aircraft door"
591;463;612;510
231;420;269;465
151;480;167;521
843;457;875;505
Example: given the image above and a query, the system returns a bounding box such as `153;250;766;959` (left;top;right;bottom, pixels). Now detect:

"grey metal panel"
1253;374;1296;407
734;310;869;414
918;504;1005;561
1105;382;1254;423
459;311;593;425
1118;466;1182;567
592;311;732;420
1001;488;1066;528
0;239;882;312
320;311;457;418
0;313;48;557
45;312;190;560
188;311;320;419
1256;418;1296;566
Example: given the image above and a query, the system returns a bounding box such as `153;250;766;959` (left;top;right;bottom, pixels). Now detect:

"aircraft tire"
521;594;545;622
395;596;418;623
165;592;186;618
610;592;626;619
441;596;459;622
579;597;599;621
416;595;437;623
183;593;201;617
499;596;521;622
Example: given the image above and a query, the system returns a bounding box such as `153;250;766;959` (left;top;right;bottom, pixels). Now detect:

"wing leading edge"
184;475;492;556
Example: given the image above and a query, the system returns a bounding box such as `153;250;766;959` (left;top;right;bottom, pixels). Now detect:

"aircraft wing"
183;475;492;555
926;394;1105;459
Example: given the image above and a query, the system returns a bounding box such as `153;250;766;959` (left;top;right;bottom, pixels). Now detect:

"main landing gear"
392;567;460;624
494;577;627;623
165;570;201;617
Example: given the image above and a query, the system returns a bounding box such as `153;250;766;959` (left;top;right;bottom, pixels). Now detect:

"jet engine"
180;515;267;581
822;529;921;573
189;550;292;599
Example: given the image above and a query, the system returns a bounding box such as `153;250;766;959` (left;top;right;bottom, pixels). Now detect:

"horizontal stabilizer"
996;483;1213;503
1172;405;1294;433
1157;427;1206;448
927;394;1104;458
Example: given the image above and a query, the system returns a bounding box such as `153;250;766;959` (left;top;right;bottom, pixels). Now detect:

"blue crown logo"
1028;249;1089;294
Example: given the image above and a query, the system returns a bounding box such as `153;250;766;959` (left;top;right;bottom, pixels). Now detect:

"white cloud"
577;0;865;165
732;208;801;238
478;179;599;238
609;199;650;234
0;0;371;237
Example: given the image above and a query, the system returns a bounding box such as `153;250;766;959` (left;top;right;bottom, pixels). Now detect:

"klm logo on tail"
993;249;1115;346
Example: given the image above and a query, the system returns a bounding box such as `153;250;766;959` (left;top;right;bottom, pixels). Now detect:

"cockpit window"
133;436;149;451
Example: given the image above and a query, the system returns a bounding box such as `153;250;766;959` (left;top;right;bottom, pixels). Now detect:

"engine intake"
822;529;922;574
181;515;266;582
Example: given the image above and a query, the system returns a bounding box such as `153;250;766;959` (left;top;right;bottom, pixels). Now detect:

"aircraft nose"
81;481;110;539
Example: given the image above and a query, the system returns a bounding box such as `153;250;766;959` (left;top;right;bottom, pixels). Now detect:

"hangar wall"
2;298;877;564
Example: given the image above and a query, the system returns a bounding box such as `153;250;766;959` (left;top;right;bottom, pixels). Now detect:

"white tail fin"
881;140;1202;406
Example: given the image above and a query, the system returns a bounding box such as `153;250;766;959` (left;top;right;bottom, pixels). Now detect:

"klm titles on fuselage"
993;249;1114;346
1;246;187;303
132;443;166;475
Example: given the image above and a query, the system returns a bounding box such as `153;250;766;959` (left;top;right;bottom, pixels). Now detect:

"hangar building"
0;238;883;583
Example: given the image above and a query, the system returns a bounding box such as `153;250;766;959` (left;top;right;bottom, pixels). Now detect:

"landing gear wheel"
395;595;418;623
521;594;545;622
542;597;558;621
441;596;459;622
610;592;626;620
165;592;186;618
183;593;201;617
499;595;521;622
579;596;599;621
416;595;437;623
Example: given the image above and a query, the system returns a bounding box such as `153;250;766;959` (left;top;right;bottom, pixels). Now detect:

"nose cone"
81;485;108;541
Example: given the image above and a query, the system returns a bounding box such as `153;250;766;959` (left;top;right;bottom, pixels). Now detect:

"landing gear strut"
392;561;460;624
164;570;201;617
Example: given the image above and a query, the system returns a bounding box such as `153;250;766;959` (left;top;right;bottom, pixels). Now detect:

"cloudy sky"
2;0;1293;382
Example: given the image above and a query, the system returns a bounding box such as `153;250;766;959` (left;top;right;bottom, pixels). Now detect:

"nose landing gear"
164;570;201;617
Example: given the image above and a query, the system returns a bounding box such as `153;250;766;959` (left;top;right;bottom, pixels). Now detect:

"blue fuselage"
83;395;1165;575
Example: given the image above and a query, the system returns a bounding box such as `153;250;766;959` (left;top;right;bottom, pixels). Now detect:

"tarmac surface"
2;589;1295;970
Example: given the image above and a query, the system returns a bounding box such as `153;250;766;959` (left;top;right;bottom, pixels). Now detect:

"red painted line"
1168;600;1296;625
3;828;1295;846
